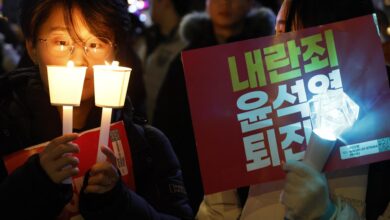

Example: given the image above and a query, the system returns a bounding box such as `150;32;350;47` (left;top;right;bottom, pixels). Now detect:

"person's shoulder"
244;6;276;37
0;66;39;94
132;121;173;151
127;116;169;146
2;66;39;80
179;11;215;48
135;122;169;145
247;6;276;22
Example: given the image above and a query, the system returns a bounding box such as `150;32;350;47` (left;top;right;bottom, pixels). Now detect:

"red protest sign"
182;15;390;194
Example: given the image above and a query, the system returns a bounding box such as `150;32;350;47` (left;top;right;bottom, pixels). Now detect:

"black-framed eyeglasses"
38;35;115;60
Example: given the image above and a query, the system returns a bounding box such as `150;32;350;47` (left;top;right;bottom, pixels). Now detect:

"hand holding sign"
181;15;390;194
281;160;334;220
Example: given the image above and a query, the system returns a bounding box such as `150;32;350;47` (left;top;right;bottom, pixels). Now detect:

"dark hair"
20;0;132;65
285;0;375;32
171;0;191;17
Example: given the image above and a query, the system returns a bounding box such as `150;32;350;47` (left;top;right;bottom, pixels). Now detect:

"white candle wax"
97;107;112;162
62;105;74;184
62;106;73;135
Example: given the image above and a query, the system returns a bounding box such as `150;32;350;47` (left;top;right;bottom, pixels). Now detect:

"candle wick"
67;60;75;67
112;61;119;66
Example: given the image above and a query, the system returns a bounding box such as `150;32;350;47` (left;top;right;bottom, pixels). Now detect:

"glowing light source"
304;89;359;171
93;61;132;162
94;62;130;108
127;0;148;14
309;88;359;140
136;0;145;9
47;60;87;184
47;61;86;107
128;4;138;13
140;13;147;22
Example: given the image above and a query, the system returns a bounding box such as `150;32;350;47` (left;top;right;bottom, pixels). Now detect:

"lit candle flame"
104;60;120;66
67;60;75;67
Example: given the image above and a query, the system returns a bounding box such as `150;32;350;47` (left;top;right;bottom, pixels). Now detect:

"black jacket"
0;66;193;219
152;8;276;213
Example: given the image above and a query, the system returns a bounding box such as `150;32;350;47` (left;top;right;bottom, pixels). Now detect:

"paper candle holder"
47;64;87;106
93;65;132;108
93;64;132;162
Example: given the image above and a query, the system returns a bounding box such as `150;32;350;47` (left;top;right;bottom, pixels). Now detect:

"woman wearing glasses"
0;0;192;219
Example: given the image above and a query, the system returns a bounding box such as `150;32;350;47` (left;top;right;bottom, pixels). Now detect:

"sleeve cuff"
320;201;336;220
79;170;128;217
30;154;73;202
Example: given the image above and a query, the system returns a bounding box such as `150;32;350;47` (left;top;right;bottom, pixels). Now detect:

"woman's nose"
69;45;88;66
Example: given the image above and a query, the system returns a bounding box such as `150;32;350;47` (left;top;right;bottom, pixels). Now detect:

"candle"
93;61;132;162
62;106;73;135
47;60;87;184
47;61;87;134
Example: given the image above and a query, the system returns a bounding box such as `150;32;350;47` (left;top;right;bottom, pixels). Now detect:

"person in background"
0;0;193;219
0;16;22;74
1;0;24;49
151;0;276;213
279;1;390;219
197;0;390;219
2;0;22;25
134;0;191;124
256;0;283;15
1;0;28;73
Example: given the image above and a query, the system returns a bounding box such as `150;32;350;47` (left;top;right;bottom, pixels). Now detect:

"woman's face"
206;0;252;30
27;5;115;102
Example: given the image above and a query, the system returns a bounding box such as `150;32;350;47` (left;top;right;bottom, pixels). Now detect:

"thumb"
101;145;117;167
283;160;315;177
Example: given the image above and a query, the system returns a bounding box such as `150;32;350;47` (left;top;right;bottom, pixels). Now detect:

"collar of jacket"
179;7;276;48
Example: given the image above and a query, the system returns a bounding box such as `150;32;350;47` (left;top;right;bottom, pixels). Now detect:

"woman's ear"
25;39;38;64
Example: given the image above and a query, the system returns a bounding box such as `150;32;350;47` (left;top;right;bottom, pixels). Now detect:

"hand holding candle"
39;134;80;184
47;60;86;184
93;61;132;162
